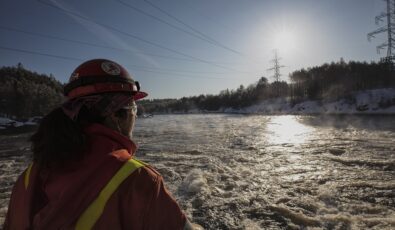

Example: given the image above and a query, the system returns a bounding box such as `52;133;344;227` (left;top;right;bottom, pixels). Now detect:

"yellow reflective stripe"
24;163;33;190
75;158;146;230
132;158;148;166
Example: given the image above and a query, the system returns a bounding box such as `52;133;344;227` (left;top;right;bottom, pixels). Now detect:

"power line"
142;0;267;64
128;64;231;75
0;45;238;80
115;0;240;54
142;0;243;56
142;0;217;44
1;25;255;66
35;0;250;74
0;45;83;61
179;0;238;36
0;45;244;79
118;0;242;55
0;25;195;62
130;68;241;80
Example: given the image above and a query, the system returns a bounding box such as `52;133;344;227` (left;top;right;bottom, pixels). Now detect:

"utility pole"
368;0;395;70
267;50;285;97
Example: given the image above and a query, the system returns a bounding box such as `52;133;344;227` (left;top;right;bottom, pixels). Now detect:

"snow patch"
0;117;14;125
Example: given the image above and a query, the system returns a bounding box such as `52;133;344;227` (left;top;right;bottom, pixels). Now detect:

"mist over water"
1;114;395;229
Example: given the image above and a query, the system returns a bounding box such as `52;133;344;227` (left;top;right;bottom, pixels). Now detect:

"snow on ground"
0;116;41;129
0;117;24;128
0;117;14;125
239;88;395;115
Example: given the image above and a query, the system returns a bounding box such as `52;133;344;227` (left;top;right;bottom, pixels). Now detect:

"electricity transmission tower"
267;50;286;97
368;0;395;69
267;50;285;82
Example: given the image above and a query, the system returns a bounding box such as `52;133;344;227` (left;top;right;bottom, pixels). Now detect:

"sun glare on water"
266;116;314;145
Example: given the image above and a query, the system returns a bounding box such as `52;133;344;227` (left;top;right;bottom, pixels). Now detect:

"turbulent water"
1;115;395;229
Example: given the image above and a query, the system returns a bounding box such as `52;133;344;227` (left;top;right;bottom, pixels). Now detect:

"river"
1;114;395;229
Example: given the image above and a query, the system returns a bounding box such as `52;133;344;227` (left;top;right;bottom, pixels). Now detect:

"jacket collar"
83;123;137;155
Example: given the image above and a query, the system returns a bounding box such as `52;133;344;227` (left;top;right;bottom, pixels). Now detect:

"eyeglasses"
122;101;137;114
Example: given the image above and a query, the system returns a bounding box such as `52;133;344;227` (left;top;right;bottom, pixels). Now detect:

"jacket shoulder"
133;165;163;190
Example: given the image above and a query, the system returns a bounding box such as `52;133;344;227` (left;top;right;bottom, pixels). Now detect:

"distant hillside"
0;63;64;119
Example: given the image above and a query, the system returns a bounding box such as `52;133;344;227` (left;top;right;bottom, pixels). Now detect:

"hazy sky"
0;0;388;98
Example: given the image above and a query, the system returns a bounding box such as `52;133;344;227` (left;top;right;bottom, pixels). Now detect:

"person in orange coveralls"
4;59;197;230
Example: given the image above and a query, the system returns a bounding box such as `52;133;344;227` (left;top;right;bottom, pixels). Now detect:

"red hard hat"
64;59;148;100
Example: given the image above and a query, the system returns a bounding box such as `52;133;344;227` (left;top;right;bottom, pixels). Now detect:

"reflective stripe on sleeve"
24;163;33;190
75;158;146;230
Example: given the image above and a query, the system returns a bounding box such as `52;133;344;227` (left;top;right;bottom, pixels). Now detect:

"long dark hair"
30;106;106;169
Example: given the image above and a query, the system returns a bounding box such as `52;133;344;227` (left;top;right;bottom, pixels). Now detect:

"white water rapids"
1;114;395;229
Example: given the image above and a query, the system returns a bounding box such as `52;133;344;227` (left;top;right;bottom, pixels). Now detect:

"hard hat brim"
134;91;148;100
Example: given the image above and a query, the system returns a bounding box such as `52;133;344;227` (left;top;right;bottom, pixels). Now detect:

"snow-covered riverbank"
225;88;395;115
1;89;394;129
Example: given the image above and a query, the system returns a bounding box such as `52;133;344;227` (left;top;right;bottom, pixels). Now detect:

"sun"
273;29;298;53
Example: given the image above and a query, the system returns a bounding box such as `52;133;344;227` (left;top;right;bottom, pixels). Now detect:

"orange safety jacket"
4;123;186;229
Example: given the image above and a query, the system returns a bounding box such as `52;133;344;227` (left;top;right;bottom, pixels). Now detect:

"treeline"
0;63;64;119
140;60;395;113
290;59;394;102
139;77;286;113
1;60;394;118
